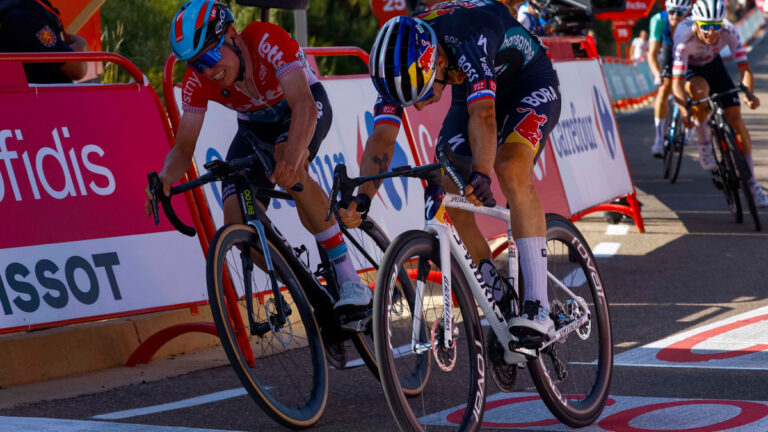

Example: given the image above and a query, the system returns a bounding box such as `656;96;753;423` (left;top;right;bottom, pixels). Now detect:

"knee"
495;160;535;198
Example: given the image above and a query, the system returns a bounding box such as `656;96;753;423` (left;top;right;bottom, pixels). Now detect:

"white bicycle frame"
413;190;591;364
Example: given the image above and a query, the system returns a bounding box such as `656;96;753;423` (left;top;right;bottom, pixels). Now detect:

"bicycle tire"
669;112;685;184
662;108;675;180
527;214;613;428
340;217;393;379
723;127;761;231
711;128;743;223
207;224;328;429
373;230;485;432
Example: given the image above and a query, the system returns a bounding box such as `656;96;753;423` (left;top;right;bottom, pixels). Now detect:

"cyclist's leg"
497;77;561;342
653;44;673;155
684;67;716;170
434;101;492;264
276;83;370;311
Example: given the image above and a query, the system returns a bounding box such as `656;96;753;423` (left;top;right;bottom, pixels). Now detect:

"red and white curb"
419;392;768;431
614;305;768;370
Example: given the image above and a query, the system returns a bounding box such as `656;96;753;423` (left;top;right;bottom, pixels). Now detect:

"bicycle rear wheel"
711;129;743;223
374;230;485;431
527;214;613;428
724;127;761;231
340;217;392;378
207;224;328;429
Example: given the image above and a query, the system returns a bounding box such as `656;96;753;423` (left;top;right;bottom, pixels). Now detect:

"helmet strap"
223;39;245;82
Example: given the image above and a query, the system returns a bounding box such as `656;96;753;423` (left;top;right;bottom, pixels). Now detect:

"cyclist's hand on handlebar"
272;144;309;190
337;195;371;229
144;173;171;218
745;93;760;110
465;171;494;207
680;105;693;129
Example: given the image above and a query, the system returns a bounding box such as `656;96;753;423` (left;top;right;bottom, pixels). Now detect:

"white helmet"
691;0;726;21
665;0;692;10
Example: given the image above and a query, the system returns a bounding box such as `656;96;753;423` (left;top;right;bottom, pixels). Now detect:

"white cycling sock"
694;119;710;145
654;117;666;144
315;224;360;286
746;154;757;185
518;237;548;310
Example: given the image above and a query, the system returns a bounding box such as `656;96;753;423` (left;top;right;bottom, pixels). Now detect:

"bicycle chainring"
431;318;457;372
265;298;294;346
486;328;517;392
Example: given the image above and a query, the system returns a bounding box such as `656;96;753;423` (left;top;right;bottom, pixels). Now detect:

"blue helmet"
369;16;439;106
170;0;234;61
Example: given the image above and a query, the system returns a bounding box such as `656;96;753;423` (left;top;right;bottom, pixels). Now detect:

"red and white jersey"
180;21;318;121
672;19;747;77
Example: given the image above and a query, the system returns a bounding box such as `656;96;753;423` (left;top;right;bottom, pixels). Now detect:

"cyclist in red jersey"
144;0;372;313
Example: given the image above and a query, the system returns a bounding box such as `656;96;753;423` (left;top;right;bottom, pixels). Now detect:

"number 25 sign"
371;0;408;27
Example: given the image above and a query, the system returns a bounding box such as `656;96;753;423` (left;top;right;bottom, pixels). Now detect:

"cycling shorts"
686;56;739;109
438;72;561;164
659;43;673;79
221;83;332;207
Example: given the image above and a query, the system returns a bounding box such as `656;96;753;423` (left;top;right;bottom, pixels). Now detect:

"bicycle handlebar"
689;83;755;108
326;147;495;222
148;150;303;237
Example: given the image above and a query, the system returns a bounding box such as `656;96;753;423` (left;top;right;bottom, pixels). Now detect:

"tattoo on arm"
371;153;390;188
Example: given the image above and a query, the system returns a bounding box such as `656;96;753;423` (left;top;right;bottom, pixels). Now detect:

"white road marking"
592;242;621;257
605;224;629;235
0;416;242;431
92;388;248;420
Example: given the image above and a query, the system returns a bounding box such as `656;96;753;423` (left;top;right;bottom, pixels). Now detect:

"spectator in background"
631;30;649;61
0;0;88;83
517;1;548;35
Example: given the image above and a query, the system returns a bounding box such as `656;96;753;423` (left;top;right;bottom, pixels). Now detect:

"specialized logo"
258;33;286;69
477;35;488;54
592;86;616;160
36;26;57;48
514;108;547;147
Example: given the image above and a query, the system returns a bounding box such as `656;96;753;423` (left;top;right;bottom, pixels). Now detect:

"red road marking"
657;315;768;363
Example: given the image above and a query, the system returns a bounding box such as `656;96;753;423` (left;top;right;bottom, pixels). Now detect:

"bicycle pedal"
509;336;544;353
339;313;372;333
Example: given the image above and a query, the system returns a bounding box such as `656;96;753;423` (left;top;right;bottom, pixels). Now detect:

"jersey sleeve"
671;26;689;78
724;21;748;66
180;68;208;113
241;22;303;81
456;32;498;106
649;14;663;42
373;95;403;128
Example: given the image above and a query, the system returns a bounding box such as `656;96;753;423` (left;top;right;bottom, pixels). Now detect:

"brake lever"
147;172;162;225
326;169;341;222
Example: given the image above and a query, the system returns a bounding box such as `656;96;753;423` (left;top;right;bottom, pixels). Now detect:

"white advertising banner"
178;77;426;271
549;60;634;214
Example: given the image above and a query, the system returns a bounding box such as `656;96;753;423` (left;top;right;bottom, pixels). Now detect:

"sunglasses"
668;8;687;17
188;35;226;73
697;21;723;32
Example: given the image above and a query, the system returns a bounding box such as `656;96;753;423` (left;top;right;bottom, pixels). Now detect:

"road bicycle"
690;84;761;231
662;99;687;184
329;149;613;431
147;143;397;429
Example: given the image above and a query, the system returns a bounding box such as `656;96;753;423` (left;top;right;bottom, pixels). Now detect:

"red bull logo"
514;108;548;147
418;40;436;75
417;7;456;21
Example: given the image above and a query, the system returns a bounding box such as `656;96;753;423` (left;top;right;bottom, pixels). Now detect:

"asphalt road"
1;38;768;432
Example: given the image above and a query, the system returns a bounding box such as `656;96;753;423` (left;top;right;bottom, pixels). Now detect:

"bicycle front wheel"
207;224;328;429
724;127;761;231
668;112;685;184
374;230;485;432
527;214;613;428
340;217;392;378
712;130;743;223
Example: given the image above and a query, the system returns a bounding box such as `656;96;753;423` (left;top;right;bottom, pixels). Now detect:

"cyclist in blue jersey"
648;0;692;157
339;0;562;345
